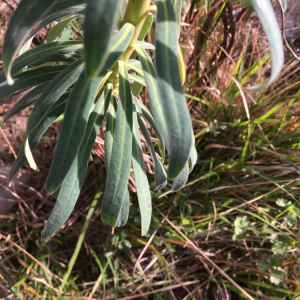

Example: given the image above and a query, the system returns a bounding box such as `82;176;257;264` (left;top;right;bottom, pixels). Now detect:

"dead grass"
1;1;300;299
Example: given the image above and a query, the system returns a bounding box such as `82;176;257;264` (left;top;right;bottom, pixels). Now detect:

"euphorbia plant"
0;0;283;238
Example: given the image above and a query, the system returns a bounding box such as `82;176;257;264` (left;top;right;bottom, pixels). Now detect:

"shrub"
0;0;283;238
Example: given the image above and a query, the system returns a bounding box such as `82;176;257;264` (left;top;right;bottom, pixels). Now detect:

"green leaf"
190;145;198;171
31;6;86;39
105;95;117;170
0;65;66;102
132;108;152;235
135;40;155;50
2;0;60;84
133;97;165;160
172;161;189;192
4;82;48;122
9;94;69;182
134;45;168;149
45;71;102;193
116;191;130;227
172;0;183;32
248;0;284;91
101;61;133;227
45;24;135;193
138;14;154;40
126;60;143;76
84;0;121;78
28;52;80;69
47;16;76;43
155;0;192;179
25;59;84;151
137;111;167;190
47;0;86;17
276;199;292;208
131;82;144;97
41;85;112;239
104;93;130;229
128;74;146;86
0;41;83;83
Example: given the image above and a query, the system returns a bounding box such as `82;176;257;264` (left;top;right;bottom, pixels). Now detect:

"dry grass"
1;1;300;299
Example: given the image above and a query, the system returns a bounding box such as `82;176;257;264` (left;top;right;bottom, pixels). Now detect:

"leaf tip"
7;74;14;86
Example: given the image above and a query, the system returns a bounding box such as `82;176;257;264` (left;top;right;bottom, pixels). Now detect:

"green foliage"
0;0;284;239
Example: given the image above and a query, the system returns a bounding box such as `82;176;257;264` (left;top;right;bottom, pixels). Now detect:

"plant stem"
110;0;151;83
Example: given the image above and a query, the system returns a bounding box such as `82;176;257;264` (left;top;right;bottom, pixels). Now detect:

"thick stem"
109;0;152;85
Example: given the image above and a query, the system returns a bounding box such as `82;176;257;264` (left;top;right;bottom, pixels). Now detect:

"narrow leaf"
138;14;154;40
172;0;183;31
133;97;165;160
134;45;168;149
4;82;48;122
0;66;66;102
47;0;86;17
137;112;167;190
101;61;133;226
9;94;69;182
25;59;84;143
42;85;112;238
156;0;192;178
104;93;130;229
136;40;155;50
172;161;189;192
128;74;146;86
45;24;135;193
0;41;82;83
132;108;152;235
248;0;284;91
84;0;121;78
28;53;80;69
190;145;198;171
45;71;102;193
126;60;143;76
105;95;117;170
116;191;130;227
2;0;59;84
47;17;76;43
31;6;86;40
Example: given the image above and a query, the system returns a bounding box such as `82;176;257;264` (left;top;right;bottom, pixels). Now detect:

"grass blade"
2;0;59;84
84;0;121;78
101;61;133;227
137;111;167;191
248;0;284;91
0;65;66;102
41;85;112;238
155;0;192;179
132;108;152;235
